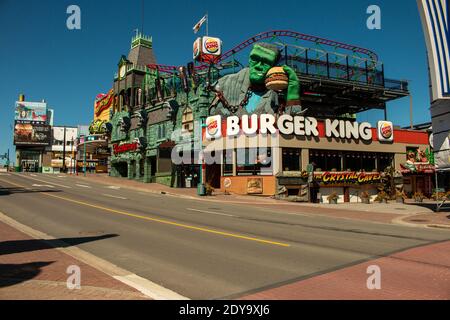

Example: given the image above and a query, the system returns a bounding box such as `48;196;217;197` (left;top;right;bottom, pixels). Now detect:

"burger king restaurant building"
203;114;431;203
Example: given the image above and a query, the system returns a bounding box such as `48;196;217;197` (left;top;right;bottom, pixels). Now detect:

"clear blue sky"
0;0;431;164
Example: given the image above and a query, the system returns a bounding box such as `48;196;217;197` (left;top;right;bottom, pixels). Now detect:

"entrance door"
206;164;221;189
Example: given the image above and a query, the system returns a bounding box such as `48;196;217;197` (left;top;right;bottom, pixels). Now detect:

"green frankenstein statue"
210;43;302;116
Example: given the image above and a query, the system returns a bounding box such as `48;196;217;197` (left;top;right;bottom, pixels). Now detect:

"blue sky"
0;0;431;164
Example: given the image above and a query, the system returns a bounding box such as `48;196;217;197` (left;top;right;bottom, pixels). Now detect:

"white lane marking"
0;173;11;176
186;208;235;217
30;174;37;177
0;211;188;300
32;184;55;188
106;186;121;190
57;175;66;178
102;193;127;200
76;184;91;188
14;173;72;189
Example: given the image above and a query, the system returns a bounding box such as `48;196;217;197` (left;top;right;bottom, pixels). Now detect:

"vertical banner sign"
417;0;450;100
417;0;450;170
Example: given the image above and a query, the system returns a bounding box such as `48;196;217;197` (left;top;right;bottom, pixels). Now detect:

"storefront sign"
377;121;394;142
205;114;374;141
313;171;382;185
112;142;139;154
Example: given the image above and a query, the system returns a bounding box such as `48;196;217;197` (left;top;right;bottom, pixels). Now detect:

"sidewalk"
0;219;150;300
71;174;450;228
240;240;450;299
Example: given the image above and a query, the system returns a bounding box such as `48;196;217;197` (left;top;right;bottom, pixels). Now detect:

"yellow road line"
0;178;290;247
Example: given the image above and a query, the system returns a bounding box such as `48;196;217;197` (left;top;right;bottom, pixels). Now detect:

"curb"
0;210;189;300
392;214;450;231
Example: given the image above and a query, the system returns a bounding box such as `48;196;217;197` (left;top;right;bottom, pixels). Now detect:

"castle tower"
127;32;157;66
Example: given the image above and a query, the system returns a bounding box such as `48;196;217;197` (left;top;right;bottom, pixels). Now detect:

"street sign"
306;164;314;173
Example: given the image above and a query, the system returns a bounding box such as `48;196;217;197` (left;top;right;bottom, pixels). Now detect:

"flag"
193;14;207;34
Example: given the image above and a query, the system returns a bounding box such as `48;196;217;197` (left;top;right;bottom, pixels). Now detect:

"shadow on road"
405;201;450;212
0;234;119;256
0;261;54;288
0;187;62;196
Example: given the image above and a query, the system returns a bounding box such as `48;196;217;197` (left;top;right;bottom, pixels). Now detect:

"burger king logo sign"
377;121;394;142
206;115;222;139
202;37;222;56
193;37;201;60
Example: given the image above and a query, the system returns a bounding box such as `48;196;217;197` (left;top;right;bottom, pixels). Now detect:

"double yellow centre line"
0;178;290;247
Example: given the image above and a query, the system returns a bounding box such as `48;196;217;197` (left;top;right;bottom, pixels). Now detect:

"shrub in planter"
327;192;338;204
395;190;407;203
375;191;388;203
414;191;424;203
360;191;370;204
205;183;214;196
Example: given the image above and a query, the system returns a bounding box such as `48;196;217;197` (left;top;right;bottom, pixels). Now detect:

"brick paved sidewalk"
240;240;450;300
0;220;150;300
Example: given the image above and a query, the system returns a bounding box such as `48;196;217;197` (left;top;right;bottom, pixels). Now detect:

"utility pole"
83;135;87;177
409;94;413;129
62;126;67;173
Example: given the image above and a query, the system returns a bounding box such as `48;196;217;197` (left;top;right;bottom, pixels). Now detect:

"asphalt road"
0;172;449;299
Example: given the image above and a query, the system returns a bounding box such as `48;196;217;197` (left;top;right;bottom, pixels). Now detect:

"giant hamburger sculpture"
265;66;289;91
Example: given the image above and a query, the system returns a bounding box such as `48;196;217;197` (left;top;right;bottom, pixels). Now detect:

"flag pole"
206;12;208;36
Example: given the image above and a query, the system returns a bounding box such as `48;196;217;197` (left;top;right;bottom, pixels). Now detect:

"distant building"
42;126;78;174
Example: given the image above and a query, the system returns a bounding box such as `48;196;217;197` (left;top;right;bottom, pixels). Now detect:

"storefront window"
310;150;342;171
282;148;301;171
343;152;377;171
378;154;393;171
223;150;233;176
236;148;272;176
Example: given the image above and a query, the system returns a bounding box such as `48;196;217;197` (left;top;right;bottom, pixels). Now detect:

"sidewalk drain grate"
395;208;407;210
409;219;428;222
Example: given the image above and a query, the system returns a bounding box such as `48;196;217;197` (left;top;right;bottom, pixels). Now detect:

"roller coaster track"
147;30;379;74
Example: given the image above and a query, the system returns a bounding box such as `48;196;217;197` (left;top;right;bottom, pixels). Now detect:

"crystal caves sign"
313;171;382;185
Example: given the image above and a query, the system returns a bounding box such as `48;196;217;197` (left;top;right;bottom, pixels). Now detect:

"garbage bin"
185;177;192;188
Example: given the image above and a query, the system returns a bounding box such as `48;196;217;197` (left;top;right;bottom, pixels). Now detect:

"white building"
42;126;78;173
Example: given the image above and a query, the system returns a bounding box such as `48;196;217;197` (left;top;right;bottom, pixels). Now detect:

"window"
181;107;194;133
309;150;342;171
223;150;233;176
282;148;301;171
378;154;393;171
157;123;166;140
236;148;272;176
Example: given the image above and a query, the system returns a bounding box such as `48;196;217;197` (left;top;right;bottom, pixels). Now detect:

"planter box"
361;198;370;204
328;199;338;204
396;197;405;204
414;198;423;203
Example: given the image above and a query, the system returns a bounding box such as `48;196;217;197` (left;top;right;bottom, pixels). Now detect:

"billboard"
94;89;114;121
418;0;450;101
14;122;51;146
15;101;48;123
